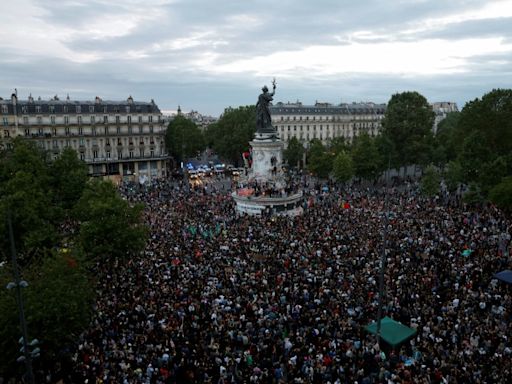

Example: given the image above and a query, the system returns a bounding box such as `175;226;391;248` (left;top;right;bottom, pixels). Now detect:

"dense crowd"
70;177;511;383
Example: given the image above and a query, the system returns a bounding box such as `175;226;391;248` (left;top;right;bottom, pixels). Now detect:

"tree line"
166;89;512;210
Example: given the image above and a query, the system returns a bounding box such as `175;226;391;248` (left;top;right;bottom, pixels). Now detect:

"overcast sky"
1;0;511;116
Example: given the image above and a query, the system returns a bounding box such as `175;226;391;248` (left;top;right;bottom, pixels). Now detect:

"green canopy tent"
365;316;417;347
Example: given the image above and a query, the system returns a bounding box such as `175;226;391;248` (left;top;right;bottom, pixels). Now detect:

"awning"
494;270;512;285
365;316;416;347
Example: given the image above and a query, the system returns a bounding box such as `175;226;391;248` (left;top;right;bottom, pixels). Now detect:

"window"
76;105;81;113
2;117;8;126
22;106;27;113
90;116;95;124
93;150;98;159
116;126;120;134
92;127;96;135
24;128;30;136
51;116;56;125
129;151;134;158
139;125;143;133
2;105;9;114
128;126;132;134
106;138;110;145
78;116;82;125
66;140;70;147
52;140;58;148
103;115;108;124
79;138;85;146
127;116;131;124
4;130;9;137
126;106;130;113
52;128;57;136
64;116;69;124
63;106;68;113
23;117;28;125
116;116;120;124
149;125;153;133
78;127;83;135
49;105;55;113
89;106;94;113
103;106;108;113
37;128;43;135
65;127;70;135
36;106;41;113
118;150;123;159
148;116;153;123
79;153;85;161
37;116;42;125
104;126;108;135
106;151;111;158
139;148;144;157
138;116;142;123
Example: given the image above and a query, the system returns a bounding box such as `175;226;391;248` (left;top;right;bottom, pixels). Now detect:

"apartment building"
270;101;386;147
0;92;169;181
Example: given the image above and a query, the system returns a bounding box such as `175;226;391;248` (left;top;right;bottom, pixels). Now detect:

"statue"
256;78;276;134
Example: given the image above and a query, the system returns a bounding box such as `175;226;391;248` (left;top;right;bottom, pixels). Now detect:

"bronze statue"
256;78;276;134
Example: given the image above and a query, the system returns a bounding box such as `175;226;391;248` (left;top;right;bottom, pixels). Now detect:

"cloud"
0;0;511;115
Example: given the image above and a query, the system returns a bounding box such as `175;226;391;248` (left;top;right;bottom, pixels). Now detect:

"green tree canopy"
50;147;88;212
284;137;305;168
205;106;256;166
434;111;460;164
165;115;205;164
74;180;147;262
333;151;354;183
351;133;382;180
0;250;93;374
381;91;435;170
489;176;512;212
0;139;56;263
307;139;333;179
420;165;441;197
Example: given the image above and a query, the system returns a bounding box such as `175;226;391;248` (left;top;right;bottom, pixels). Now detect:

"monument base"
232;191;304;217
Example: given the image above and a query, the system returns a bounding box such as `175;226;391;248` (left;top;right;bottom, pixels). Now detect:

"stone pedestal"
249;132;284;181
232;131;303;217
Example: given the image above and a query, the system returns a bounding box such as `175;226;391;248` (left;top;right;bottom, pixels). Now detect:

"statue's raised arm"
256;79;277;134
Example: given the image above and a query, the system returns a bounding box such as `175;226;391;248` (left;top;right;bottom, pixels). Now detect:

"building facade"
0;93;169;182
270;101;386;147
431;102;458;133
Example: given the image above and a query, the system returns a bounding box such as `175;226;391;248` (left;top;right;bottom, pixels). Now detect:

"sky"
1;0;511;117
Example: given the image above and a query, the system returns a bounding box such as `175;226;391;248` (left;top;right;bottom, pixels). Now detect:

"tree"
420;165;441;197
333;151;354;183
328;137;350;157
0;139;57;263
489;177;512;212
0;250;93;375
381;91;435;171
50;147;88;212
444;160;463;192
307;139;333;179
434;111;460;164
205;106;256;166
165;115;205;164
74;180;147;262
284;137;305;168
351;133;382;180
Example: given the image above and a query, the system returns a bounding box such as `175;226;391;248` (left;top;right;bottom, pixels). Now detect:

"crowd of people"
69;176;511;383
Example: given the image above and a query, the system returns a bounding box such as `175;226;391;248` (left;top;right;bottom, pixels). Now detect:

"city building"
162;106;217;133
0;92;169;182
270;101;386;147
431;102;458;133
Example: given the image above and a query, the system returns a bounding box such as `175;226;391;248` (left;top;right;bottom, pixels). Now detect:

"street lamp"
5;210;35;384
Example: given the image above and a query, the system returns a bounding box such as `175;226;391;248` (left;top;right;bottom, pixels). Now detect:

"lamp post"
376;156;391;344
6;210;35;384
